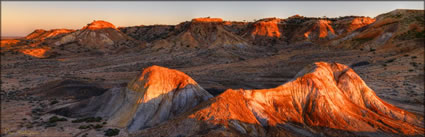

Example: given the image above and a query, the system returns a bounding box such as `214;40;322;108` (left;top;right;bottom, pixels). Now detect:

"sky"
1;1;424;36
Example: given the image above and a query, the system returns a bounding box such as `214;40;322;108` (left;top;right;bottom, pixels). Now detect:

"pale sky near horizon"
1;1;424;36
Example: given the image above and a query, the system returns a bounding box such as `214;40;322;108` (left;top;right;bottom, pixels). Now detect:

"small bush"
351;61;370;68
410;62;418;67
104;128;120;136
78;125;91;129
48;116;67;123
72;117;102;123
50;100;59;105
45;122;57;128
94;124;103;129
385;58;396;63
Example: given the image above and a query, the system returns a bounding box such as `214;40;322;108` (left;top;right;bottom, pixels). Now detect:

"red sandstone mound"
300;20;336;41
249;18;282;38
81;20;117;30
0;39;20;48
192;17;223;23
25;29;75;40
330;9;424;49
152;17;250;51
333;17;376;35
53;65;213;132
133;62;424;137
243;18;286;46
52;20;140;52
0;29;73;58
18;48;50;58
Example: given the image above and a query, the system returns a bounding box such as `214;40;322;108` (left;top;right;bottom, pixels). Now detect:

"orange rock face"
251;18;281;38
152;17;249;50
25;29;74;40
81;20;117;30
128;65;199;103
19;48;49;58
0;39;20;47
135;62;424;137
57;65;213;132
304;20;335;38
347;17;376;32
192;17;223;23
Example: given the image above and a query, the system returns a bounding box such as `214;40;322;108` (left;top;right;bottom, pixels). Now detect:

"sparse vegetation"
396;30;425;40
72;117;102;123
410;62;418;67
48;116;67;123
94;124;103;129
44;122;57;128
104;128;120;136
50;100;59;105
78;125;92;129
385;58;396;63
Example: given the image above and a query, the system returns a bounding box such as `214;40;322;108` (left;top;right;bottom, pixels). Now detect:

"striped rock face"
250;18;282;38
53;20;135;51
81;20;117;30
55;65;212;132
25;29;75;40
133;62;423;137
152;17;250;51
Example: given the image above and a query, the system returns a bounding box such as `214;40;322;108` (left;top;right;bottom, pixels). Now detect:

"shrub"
45;122;57;128
94;124;103;129
78;125;91;129
50;100;59;105
104;129;120;136
72;117;102;123
48;116;67;123
385;58;396;63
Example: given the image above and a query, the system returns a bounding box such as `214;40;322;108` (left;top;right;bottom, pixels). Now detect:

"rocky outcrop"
244;18;286;46
25;29;75;40
301;20;336;41
249;18;282;38
332;17;376;35
18;48;50;58
192;17;223;23
133;62;424;137
119;25;175;42
53;20;139;52
0;39;20;48
151;17;250;51
54;65;213;132
330;9;424;49
81;20;117;30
